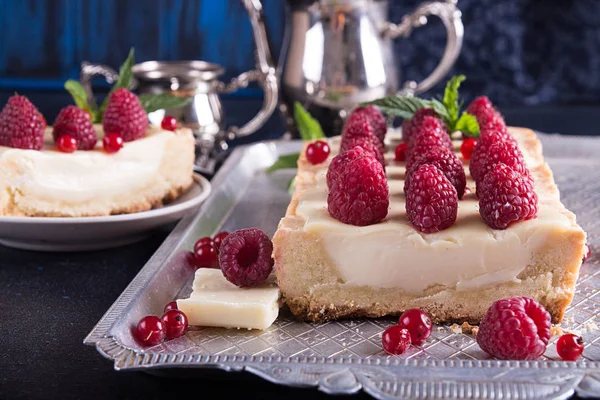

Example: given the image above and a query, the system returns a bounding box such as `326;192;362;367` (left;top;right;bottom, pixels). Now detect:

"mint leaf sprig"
362;75;480;138
267;102;325;174
64;48;191;124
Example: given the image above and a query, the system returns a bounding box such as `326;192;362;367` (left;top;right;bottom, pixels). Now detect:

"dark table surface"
0;91;598;400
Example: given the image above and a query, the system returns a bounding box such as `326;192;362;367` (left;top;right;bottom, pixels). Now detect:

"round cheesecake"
0;126;195;217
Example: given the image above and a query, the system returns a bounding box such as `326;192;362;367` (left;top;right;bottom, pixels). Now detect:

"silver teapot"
80;0;278;173
276;0;464;135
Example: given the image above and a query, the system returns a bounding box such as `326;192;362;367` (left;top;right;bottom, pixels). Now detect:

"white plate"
0;173;211;252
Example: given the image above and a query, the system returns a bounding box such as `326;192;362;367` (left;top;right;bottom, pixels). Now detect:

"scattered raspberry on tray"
479;163;538;229
401;108;442;143
327;153;389;226
477;296;551;360
102;88;149;142
53;105;98;150
404;147;466;199
352;105;387;143
406;116;453;163
0;95;46;150
219;228;274;287
405;164;458;233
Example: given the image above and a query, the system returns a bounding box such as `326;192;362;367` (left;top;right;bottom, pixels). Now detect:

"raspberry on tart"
340;135;385;165
53;105;98;150
0;95;45;150
473;140;533;195
404;147;467;199
326;146;368;190
405;164;458;233
352;105;387;143
477;296;551;360
102;88;149;142
401;108;442;143
479;163;538;229
327;152;389;226
406;116;453;163
341;112;376;142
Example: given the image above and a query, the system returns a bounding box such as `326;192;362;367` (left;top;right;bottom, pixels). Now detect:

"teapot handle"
219;0;278;140
382;0;463;95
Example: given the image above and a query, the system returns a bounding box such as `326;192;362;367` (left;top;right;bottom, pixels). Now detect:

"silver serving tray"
85;134;600;399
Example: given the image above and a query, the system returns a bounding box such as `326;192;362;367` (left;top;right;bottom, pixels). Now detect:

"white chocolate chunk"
177;269;280;330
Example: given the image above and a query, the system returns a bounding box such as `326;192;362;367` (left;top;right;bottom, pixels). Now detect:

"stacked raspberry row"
326;106;389;226
467;97;538;229
323;97;538;232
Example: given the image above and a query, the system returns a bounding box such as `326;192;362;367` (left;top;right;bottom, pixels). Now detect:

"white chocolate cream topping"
295;131;575;293
0;126;175;203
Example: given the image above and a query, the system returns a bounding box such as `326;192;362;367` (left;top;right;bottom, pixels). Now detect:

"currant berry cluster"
134;301;189;346
192;231;230;269
381;309;433;355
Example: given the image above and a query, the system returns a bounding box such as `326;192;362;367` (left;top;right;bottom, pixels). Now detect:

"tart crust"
273;127;586;324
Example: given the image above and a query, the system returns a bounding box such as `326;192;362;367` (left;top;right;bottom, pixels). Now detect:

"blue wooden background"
1;0;600;106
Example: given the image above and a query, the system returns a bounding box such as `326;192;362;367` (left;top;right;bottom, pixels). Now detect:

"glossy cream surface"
295;133;574;293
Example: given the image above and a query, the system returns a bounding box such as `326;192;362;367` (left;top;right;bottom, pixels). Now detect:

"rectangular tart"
273;127;587;324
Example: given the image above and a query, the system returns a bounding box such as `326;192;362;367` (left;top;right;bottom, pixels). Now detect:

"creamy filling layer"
295;130;574;293
0;126;177;203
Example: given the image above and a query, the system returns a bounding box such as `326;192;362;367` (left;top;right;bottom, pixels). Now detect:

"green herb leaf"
64;80;95;118
293;102;325;140
454;112;480;138
266;152;300;174
361;96;433;119
287;177;296;194
97;48;135;122
442;75;466;130
139;93;192;114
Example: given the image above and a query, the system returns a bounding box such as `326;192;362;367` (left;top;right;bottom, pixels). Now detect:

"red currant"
557;333;584;361
164;301;178;313
56;134;78;153
460;138;477;160
135;316;166;346
103;132;123;153
213;231;230;250
583;244;591;262
398;308;432;346
382;326;411;355
194;237;214;252
306;140;330;165
394;142;409;162
194;243;218;268
161;309;189;339
161;115;178;132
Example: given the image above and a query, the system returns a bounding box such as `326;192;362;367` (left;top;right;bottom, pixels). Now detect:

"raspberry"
477;297;551;360
102;88;148;142
326;146;368;190
0;95;45;150
469;129;516;182
352;105;387;143
53;106;98;150
474;140;533;195
404;148;466;199
405;164;458;233
327;153;389;226
342;112;376;142
466;96;505;124
340;135;385;165
479;164;538;229
407;116;453;163
401;108;441;143
218;228;274;287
